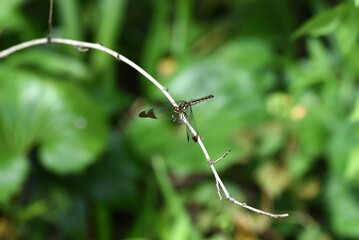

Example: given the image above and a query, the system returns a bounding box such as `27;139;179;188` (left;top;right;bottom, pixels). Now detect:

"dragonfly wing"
185;106;198;142
138;105;173;120
139;109;157;119
139;96;212;142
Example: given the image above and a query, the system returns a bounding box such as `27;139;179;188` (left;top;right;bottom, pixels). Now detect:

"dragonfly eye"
174;106;181;113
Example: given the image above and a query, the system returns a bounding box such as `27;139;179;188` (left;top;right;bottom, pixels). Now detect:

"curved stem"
0;37;288;218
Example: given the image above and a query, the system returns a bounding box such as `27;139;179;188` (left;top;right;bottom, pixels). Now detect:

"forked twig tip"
211;147;232;164
275;213;289;218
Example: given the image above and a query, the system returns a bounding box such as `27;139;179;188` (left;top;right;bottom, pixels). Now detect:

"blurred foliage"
1;0;359;239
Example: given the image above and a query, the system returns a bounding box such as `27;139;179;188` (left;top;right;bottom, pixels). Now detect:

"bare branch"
0;37;289;218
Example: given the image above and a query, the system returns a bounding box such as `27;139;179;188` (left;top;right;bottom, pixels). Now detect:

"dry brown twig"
0;0;288;218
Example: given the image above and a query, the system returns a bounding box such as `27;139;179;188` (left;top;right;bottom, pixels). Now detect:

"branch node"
47;34;52;43
76;45;89;52
117;53;122;61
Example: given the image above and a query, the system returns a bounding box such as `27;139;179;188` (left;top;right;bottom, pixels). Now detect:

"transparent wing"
139;105;174;120
185;106;198;142
139;100;202;142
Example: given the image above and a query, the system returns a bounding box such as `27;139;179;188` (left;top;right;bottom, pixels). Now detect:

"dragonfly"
139;95;214;142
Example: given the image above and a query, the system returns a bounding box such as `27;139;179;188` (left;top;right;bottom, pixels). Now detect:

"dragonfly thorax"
171;112;186;125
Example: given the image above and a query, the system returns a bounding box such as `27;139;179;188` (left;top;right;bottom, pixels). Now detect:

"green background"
1;0;359;239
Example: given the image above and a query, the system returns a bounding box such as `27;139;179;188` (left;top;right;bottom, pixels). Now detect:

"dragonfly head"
173;106;181;113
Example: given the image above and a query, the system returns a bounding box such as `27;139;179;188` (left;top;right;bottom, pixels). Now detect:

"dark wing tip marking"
139;111;147;118
139;109;157;119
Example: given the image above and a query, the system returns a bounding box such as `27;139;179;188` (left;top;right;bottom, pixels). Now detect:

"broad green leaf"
348;97;359;122
292;4;347;39
298;226;328;240
335;6;359;54
307;38;336;82
288;93;327;163
0;151;28;203
345;146;359;181
56;0;82;40
326;177;359;238
152;157;202;240
5;49;89;81
86;133;141;206
141;0;171;75
91;0;127;73
0;66;107;177
327;124;354;176
0;0;26;29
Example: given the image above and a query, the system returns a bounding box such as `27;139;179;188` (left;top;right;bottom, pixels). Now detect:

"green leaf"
56;0;82;40
292;4;347;39
298;226;328;240
5;49;89;81
345;146;359;181
327;124;354;176
0;66;107;176
140;0;171;74
0;0;26;30
348;97;359;122
0;151;28;203
335;6;359;54
152;157;201;240
91;0;127;73
326;176;359;238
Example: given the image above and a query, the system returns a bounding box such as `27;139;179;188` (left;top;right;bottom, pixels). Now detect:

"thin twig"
47;0;53;42
211;147;231;164
0;37;288;218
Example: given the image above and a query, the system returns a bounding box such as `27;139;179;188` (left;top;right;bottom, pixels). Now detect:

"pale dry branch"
0;4;289;218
